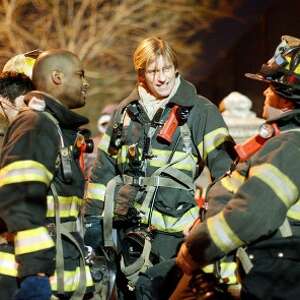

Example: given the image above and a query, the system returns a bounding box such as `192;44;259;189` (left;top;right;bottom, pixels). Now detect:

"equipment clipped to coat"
157;105;191;144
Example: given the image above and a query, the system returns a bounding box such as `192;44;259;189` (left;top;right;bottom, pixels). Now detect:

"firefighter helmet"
245;35;300;101
2;49;42;79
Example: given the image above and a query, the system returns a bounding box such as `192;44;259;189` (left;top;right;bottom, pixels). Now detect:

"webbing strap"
51;184;87;299
278;217;293;237
120;236;152;285
103;176;122;249
141;150;195;215
236;247;253;274
122;175;192;190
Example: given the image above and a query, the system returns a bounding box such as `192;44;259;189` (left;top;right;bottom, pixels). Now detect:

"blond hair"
133;37;178;82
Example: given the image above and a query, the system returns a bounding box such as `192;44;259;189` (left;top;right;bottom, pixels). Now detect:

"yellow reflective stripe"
285;57;300;74
287;198;300;220
250;164;298;208
202;262;237;284
135;203;198;233
207;211;243;253
50;266;93;292
15;227;55;255
0;252;18;277
85;182;105;201
221;171;246;193
46;196;83;218
98;133;110;153
219;262;238;284
198;127;230;160
117;145;129;164
149;149;197;172
0;160;53;187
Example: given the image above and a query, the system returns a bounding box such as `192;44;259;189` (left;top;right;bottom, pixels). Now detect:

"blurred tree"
0;0;240;132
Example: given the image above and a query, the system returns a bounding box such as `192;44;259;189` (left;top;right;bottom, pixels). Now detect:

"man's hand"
176;243;200;275
14;275;51;300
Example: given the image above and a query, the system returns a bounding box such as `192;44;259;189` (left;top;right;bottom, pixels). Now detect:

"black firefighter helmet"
245;35;300;102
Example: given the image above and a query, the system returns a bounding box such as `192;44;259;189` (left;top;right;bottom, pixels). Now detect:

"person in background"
84;103;118;179
173;35;300;300
0;70;34;300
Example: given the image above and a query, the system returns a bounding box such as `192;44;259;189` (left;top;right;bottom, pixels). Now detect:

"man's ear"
51;70;63;85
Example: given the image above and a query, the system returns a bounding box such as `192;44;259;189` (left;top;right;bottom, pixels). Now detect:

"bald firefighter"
173;35;300;300
0;50;93;299
84;36;236;297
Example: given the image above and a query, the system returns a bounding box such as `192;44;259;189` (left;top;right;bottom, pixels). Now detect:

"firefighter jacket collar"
120;77;198;111
25;90;89;128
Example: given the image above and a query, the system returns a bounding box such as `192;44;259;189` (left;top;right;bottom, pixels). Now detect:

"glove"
14;275;51;300
176;243;200;275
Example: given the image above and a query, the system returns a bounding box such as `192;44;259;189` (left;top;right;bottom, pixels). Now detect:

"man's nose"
157;69;166;82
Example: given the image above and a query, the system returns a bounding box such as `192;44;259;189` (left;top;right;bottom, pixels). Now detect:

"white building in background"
220;91;264;144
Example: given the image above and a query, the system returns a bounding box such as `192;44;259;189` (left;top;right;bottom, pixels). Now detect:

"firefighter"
0;49;93;299
0;71;35;300
84;36;236;296
174;35;300;300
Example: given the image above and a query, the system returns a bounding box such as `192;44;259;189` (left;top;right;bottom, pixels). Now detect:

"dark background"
190;0;300;117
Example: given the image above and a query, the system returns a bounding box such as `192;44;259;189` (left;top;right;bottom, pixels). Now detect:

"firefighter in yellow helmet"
173;35;300;300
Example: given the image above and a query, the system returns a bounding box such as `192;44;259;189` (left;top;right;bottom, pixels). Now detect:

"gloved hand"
176;243;200;275
14;275;51;300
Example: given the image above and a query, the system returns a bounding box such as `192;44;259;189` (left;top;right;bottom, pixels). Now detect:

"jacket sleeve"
192;98;236;181
0;112;58;278
184;133;300;267
85;122;118;216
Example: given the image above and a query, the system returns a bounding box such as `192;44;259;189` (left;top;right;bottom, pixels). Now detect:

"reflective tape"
135;203;199;233
207;211;243;253
50;266;93;292
97;133;110;153
221;171;246;193
85;182;105;201
0;160;53;187
0;251;18;277
198;127;230;160
287;198;300;220
202;261;237;284
15;227;55;255
46;195;83;218
250;163;298;208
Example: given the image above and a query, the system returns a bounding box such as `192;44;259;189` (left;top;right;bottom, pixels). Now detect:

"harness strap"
122;174;193;190
50;183;87;300
236;247;253;274
120;236;152;286
103;176;121;249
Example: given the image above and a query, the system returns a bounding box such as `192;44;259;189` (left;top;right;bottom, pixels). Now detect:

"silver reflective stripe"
207;211;243;253
250;164;298;208
15;227;55;255
85;182;105;201
0;160;53;187
50;266;93;292
0;252;17;277
198;127;230;160
136;204;199;233
47;196;82;218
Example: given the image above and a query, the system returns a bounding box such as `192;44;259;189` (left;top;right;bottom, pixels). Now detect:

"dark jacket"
0;91;93;293
86;78;235;258
185;109;300;267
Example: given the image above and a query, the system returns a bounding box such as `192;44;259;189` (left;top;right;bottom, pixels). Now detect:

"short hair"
0;71;34;104
133;37;178;81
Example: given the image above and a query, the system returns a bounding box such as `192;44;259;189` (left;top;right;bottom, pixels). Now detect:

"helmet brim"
244;72;271;83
